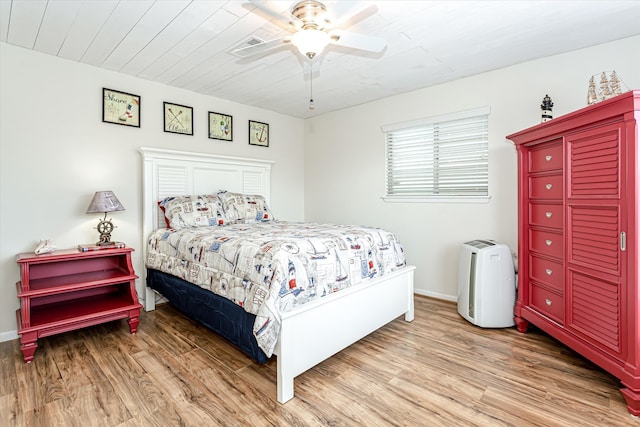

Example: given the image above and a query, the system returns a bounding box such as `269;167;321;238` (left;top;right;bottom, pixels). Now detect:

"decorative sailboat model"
587;70;628;105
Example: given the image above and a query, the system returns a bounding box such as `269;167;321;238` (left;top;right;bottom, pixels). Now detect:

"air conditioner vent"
229;36;265;57
465;239;495;249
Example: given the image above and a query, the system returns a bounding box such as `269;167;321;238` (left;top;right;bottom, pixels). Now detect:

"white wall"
304;36;640;301
0;43;305;340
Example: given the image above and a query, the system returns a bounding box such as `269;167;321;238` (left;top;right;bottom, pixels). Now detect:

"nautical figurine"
599;72;612;99
587;71;627;105
609;71;622;96
587;76;598;105
541;94;553;123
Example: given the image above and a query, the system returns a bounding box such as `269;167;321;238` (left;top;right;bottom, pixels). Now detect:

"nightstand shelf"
17;269;137;296
15;247;142;363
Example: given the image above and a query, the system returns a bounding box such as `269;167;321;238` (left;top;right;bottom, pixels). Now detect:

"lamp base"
95;218;116;246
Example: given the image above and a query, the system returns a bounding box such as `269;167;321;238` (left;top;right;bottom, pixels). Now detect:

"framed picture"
163;102;193;135
208;112;233;141
102;88;140;127
249;120;269;147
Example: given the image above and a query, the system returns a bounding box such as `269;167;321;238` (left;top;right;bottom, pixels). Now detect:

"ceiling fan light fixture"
291;29;330;59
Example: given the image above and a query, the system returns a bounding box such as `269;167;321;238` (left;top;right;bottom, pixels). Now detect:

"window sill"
382;195;491;204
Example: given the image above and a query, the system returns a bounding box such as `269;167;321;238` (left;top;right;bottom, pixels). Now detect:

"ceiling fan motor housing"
291;0;328;30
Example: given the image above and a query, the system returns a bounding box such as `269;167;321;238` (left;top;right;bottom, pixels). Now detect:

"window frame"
382;106;491;203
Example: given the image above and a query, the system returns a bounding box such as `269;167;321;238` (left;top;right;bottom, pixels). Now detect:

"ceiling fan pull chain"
309;68;315;110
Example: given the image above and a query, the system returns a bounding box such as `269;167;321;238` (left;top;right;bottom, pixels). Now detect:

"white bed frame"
140;147;415;403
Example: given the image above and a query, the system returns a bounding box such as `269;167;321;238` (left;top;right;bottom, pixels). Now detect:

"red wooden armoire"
507;90;639;415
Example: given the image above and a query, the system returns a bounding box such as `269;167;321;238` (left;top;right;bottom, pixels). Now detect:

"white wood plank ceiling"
1;1;639;119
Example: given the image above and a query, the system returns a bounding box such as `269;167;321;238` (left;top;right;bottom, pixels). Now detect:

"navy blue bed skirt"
146;269;268;364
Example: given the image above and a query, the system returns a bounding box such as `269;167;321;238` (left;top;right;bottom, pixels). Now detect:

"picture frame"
102;88;140;127
208;111;233;141
163;102;193;135
248;120;269;147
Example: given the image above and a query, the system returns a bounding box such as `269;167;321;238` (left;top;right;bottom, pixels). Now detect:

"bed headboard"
139;147;274;309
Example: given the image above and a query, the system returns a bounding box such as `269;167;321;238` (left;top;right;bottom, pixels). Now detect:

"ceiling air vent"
229;36;265;57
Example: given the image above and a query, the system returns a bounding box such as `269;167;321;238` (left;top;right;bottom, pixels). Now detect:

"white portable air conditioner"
457;240;516;328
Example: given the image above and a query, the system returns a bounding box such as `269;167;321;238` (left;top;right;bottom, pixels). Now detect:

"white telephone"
34;238;56;255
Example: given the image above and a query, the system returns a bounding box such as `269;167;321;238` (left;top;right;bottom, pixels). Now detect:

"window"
382;106;490;202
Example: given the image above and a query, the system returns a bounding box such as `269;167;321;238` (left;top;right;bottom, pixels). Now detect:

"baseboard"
0;329;18;343
414;289;457;302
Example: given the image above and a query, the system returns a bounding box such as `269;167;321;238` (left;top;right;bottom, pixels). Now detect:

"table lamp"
86;191;125;245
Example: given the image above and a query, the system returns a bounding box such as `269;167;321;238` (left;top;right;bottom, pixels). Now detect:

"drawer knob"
545;298;552;306
545;183;553;190
546;268;552;275
546;212;552;218
546;239;552;246
545;155;552;161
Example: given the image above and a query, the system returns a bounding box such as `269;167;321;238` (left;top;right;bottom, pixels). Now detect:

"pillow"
157;201;170;228
159;195;228;229
217;191;274;223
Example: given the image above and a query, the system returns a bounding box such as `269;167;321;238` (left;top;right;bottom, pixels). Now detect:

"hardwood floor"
1;296;637;426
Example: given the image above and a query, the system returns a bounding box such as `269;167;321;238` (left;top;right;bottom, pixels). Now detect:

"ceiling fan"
234;0;387;61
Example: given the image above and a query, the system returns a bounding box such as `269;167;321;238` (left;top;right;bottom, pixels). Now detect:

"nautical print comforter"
145;221;406;356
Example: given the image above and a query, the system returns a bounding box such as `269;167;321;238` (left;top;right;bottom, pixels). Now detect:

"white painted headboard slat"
139;147;274;310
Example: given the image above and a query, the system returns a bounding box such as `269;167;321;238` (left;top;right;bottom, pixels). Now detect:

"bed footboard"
274;265;415;403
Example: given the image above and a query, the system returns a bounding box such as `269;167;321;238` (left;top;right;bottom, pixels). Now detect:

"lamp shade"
86;191;125;214
291;29;330;59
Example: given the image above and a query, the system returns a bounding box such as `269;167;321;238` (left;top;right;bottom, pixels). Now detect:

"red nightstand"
15;247;142;363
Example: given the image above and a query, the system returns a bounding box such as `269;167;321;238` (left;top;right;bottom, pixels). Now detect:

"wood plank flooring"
1;296;638;426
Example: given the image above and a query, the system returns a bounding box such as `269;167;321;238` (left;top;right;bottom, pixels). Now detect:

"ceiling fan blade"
247;0;299;30
324;2;377;29
329;31;386;53
232;37;292;58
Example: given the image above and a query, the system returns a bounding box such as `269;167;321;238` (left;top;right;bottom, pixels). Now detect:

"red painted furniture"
507;90;640;415
16;247;142;363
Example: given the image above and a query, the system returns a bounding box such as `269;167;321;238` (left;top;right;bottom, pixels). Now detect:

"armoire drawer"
530;229;563;259
530;174;563;199
529;143;563;173
529;283;564;324
529;203;563;228
529;254;563;292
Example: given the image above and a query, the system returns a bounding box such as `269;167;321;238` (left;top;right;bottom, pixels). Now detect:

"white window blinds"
383;106;490;202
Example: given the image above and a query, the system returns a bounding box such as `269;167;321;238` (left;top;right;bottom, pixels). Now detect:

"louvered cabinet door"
565;123;626;359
